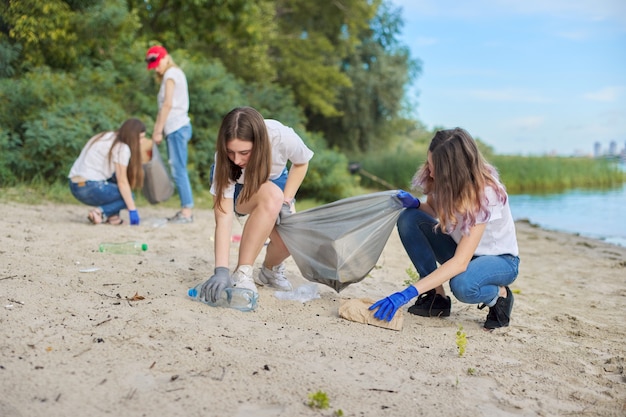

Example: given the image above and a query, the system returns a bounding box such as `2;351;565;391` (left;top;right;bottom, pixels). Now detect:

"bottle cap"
188;288;198;297
141;243;148;251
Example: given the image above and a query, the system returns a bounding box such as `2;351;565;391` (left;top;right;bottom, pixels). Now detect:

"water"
509;183;626;247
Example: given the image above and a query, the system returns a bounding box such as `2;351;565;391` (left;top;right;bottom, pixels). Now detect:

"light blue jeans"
397;208;520;306
69;174;130;218
166;124;194;209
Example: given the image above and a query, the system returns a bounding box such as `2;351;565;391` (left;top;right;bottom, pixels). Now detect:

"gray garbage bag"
142;142;174;204
276;190;404;292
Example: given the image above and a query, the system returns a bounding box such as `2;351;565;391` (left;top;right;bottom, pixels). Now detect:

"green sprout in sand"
456;324;467;357
308;391;330;409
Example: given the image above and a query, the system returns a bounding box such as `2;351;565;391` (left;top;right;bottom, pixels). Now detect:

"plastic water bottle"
99;241;148;254
187;286;258;312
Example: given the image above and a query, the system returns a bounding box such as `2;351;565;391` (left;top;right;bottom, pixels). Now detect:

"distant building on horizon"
594;141;602;158
592;140;625;160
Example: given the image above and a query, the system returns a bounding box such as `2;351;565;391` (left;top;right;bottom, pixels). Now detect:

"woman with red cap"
145;45;194;223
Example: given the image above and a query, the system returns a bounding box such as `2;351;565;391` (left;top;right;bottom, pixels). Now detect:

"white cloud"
583;86;623;102
466;88;550;103
509;116;545;131
391;0;626;26
556;30;589;40
415;36;438;46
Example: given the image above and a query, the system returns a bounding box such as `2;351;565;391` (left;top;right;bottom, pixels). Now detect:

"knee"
449;278;477;303
258;182;283;214
397;209;419;238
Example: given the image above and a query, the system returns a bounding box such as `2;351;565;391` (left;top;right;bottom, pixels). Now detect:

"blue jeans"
166;124;194;209
69;175;130;218
397;208;520;306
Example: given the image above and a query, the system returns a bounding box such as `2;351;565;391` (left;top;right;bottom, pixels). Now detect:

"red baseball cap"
145;45;167;70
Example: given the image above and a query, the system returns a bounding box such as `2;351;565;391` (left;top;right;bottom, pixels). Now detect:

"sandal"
87;209;103;225
106;215;124;226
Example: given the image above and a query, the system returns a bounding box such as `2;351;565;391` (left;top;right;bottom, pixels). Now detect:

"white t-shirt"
449;185;519;256
210;119;314;198
159;67;190;135
68;132;131;181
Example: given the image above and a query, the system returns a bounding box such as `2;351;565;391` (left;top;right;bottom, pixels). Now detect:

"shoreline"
515;217;626;248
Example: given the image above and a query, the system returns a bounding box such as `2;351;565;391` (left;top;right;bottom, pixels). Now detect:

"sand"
1;201;625;417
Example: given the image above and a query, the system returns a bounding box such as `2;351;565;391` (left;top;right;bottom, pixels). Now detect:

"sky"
389;0;626;156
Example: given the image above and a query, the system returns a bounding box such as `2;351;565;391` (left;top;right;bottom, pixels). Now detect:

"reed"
492;156;626;193
359;148;625;194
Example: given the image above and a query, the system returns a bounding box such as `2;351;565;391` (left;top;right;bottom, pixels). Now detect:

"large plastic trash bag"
276;190;404;292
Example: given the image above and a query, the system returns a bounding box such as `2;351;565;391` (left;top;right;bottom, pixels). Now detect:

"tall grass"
492;156;626;193
2;155;624;207
357;147;625;195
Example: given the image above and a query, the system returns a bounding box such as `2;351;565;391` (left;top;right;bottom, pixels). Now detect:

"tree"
129;0;277;84
272;0;378;118
308;1;421;152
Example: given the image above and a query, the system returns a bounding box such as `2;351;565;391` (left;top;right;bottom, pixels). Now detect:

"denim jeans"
397;208;520;306
166;124;194;209
69;175;129;218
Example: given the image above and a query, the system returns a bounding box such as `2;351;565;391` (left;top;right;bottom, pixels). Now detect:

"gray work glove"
199;267;232;303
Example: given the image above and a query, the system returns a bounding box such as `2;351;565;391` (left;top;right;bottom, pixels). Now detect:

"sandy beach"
1;201;625;417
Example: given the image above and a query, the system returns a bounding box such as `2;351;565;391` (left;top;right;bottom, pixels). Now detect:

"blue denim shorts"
210;165;289;216
233;168;288;215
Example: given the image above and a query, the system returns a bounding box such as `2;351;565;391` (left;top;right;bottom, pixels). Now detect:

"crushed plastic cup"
274;283;320;303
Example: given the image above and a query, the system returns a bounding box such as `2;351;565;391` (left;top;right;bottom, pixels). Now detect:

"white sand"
1;202;625;417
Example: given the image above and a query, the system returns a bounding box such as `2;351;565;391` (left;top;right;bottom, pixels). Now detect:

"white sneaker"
232;265;258;293
256;263;293;291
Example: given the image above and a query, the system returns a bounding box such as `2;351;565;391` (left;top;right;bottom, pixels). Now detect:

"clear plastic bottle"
99;241;148;254
187;286;258;312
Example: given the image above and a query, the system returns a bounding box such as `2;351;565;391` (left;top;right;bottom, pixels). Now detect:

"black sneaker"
407;289;451;317
480;286;514;330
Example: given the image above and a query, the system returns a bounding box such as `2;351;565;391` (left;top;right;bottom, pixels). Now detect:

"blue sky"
390;0;626;156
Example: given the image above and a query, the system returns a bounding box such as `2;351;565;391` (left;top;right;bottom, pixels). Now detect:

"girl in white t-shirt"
370;128;520;331
68;118;147;226
145;45;194;223
197;107;314;303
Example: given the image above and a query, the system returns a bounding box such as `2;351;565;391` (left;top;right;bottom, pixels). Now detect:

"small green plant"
308;391;330;409
466;367;476;375
456;324;467;357
335;410;344;416
403;267;420;286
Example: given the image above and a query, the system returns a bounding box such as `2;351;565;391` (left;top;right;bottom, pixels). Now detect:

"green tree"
310;1;420;152
129;0;277;84
273;0;377;118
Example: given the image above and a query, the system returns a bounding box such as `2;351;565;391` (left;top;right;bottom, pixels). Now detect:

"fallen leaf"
128;292;145;301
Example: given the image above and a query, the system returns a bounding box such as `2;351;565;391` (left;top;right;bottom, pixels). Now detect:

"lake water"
509;183;626;247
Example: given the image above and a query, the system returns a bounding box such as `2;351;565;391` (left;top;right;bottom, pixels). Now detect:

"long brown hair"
213;107;272;212
113;118;145;189
85;119;146;189
413;128;506;234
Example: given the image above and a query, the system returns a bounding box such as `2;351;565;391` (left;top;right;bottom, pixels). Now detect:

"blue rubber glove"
199;267;233;303
129;210;140;225
369;285;419;322
396;190;421;209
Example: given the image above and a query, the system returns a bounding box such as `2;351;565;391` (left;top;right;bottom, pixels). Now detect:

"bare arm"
152;78;175;145
283;162;309;204
413;222;486;294
114;163;136;211
213;196;234;269
419;194;438;218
